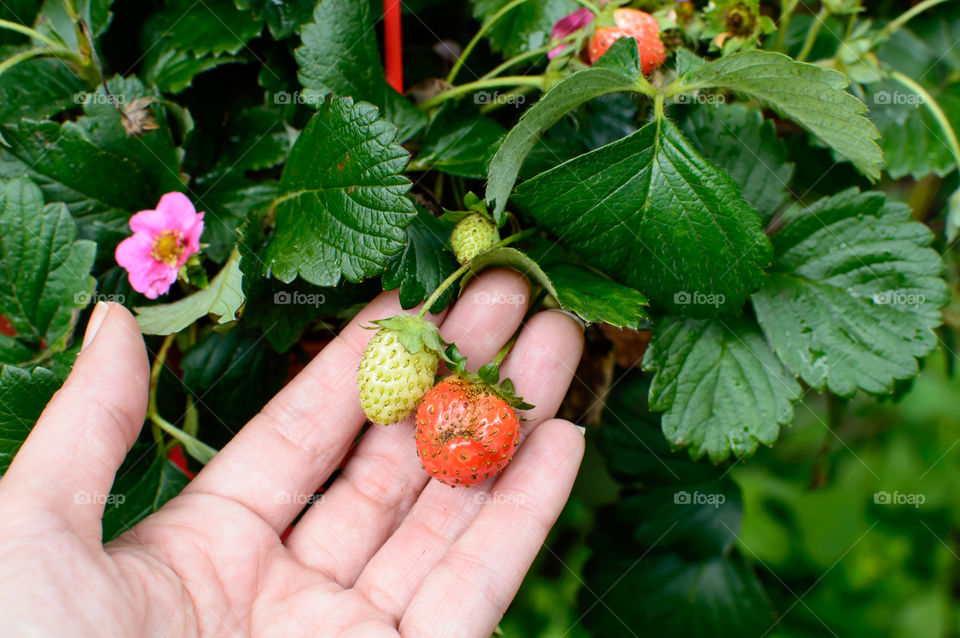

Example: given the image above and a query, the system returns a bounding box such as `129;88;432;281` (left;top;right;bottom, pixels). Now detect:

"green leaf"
465;247;649;328
680;103;795;220
102;447;189;541
621;479;743;556
581;547;772;637
196;174;277;263
0;77;183;250
0;179;95;362
383;209;458;311
181;328;287;424
143;50;243;95
295;0;425;141
0;365;62;475
865;79;960;180
0;1;41;45
134;250;244;335
263;95;416;287
143;0;261;57
643;316;800;463
36;0;113;46
414;103;506;178
238;214;376;352
485;37;653;221
0;57;86;125
141;0;261;93
544;263;648;329
751;189;948;397
513;118;772;316
672;50;883;179
471;0;578;58
235;0;313;39
218;107;291;173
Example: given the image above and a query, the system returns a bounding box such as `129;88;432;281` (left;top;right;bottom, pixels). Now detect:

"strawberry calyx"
440;342;534;412
367;313;446;358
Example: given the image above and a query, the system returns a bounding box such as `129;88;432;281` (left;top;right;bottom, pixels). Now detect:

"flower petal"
178;212;205;267
156;192;199;233
115;233;155;275
129;209;169;236
136;261;179;299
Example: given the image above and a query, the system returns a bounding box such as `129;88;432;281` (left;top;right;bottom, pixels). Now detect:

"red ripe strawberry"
587;9;666;74
415;376;520;487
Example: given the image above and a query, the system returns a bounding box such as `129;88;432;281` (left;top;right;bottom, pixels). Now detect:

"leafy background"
1;0;960;635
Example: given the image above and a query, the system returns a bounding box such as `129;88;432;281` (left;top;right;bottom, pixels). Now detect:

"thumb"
1;302;150;538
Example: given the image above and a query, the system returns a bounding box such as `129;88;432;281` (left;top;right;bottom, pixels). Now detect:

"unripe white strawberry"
358;319;440;426
450;213;499;264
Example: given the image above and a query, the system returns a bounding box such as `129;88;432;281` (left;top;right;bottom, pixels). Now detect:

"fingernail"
550;309;587;331
575;425;586;436
81;302;110;352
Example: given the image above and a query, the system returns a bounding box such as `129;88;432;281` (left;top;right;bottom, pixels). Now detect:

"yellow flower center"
151;230;184;267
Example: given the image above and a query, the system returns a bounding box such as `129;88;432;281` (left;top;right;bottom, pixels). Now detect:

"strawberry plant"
1;0;960;635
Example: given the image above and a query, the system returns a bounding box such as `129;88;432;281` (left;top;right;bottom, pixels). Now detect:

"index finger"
181;291;444;533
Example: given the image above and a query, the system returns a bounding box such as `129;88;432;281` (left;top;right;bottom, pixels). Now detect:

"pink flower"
115;192;205;299
548;7;595;59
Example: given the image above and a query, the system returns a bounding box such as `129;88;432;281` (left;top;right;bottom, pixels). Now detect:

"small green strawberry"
450;213;499;264
358;314;442;426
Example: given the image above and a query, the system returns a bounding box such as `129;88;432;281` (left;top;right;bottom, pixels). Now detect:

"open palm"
0;269;585;637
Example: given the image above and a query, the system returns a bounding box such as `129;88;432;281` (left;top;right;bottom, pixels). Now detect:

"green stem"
654;92;665;121
152;413;217;464
481;34;578;80
148;335;175;446
772;0;799;52
0;47;55;75
448;0;530;84
415;229;537;318
0;18;64;50
890;70;960;169
883;0;948;36
420;75;545;110
491;333;519;367
796;6;829;62
479;85;535;114
62;0;79;20
147;334;217;464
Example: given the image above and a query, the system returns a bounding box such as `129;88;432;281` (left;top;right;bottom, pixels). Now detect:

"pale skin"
0;269;586;637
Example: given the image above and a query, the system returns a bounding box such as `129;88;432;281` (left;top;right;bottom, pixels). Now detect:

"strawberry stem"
419;75;545;110
447;0;531;84
796;6;828;62
415;228;537;318
883;0;949;37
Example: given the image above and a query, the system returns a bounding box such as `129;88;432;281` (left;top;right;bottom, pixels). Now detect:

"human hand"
0;269;585;637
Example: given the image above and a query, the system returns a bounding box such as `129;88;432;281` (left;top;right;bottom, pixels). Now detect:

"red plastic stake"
384;0;404;93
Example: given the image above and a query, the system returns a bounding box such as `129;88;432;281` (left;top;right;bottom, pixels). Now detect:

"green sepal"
442;343;534;411
368;313;445;357
441;191;496;225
